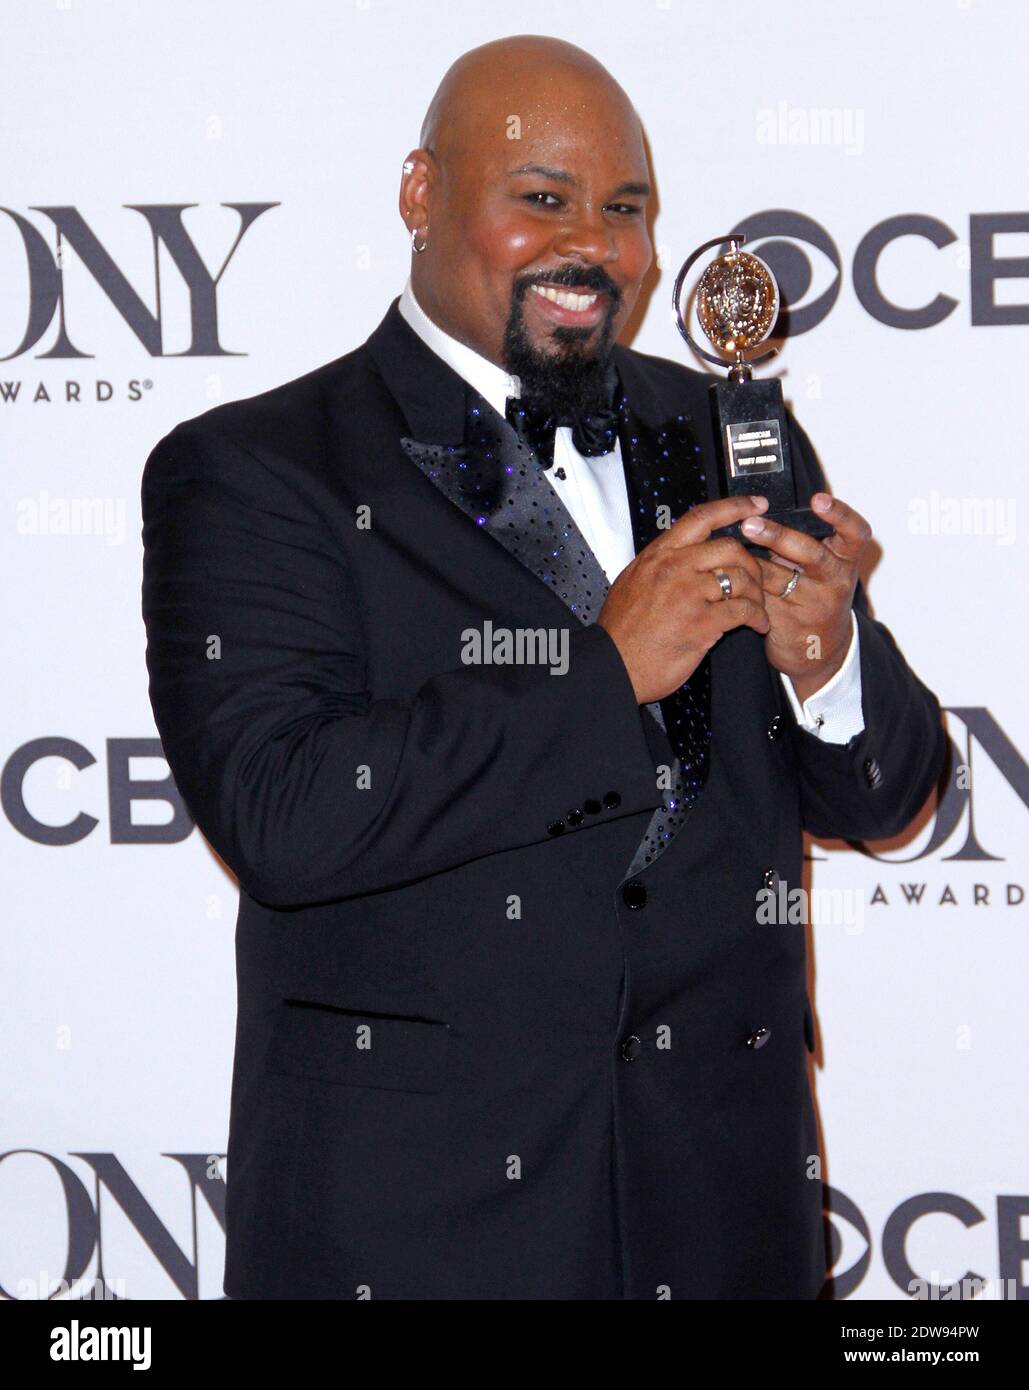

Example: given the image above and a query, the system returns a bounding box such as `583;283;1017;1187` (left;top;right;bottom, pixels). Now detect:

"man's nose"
551;206;619;265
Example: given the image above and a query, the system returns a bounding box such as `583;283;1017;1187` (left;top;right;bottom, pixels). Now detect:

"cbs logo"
729;209;1028;334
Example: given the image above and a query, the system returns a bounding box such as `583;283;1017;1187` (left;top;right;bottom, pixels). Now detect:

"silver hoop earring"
412;227;428;253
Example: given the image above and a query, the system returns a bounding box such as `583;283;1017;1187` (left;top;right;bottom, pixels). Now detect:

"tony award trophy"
673;234;834;547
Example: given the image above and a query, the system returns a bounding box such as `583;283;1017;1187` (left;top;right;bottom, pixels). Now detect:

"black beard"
501;270;620;420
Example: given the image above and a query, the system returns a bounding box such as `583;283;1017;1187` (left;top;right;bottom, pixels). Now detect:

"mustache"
514;266;621;304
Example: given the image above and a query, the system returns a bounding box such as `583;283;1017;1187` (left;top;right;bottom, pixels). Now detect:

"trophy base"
713;506;835;556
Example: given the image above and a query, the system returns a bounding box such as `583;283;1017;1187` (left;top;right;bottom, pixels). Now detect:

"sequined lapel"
611;370;714;878
399;393;613;628
619;386;713;790
366;298;612;625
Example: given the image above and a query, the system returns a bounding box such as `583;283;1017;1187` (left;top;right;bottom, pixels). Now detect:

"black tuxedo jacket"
141;296;945;1300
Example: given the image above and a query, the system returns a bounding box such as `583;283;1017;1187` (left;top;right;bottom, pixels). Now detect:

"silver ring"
780;567;800;598
412;227;428;253
714;569;732;601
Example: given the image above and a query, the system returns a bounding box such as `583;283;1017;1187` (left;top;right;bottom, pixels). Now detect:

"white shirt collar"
397;277;519;418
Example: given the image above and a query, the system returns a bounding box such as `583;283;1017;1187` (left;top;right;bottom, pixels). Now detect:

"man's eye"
519;193;642;215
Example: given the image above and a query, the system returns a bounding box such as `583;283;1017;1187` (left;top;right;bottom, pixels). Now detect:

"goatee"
502;271;620;420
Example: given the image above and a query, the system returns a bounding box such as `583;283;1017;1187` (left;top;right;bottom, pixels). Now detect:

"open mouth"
527;282;608;327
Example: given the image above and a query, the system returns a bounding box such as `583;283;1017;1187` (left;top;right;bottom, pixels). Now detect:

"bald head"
399;35;653;402
419;35;643;166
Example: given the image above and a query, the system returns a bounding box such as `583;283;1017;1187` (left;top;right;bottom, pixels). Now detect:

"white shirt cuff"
779;610;864;744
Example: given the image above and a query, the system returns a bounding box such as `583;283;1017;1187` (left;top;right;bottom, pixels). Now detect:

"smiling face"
400;39;653;413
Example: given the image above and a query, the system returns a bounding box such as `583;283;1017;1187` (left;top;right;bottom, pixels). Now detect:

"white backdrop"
2;0;1025;1300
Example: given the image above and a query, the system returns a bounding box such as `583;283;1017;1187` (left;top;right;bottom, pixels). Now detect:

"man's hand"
741;491;872;703
597;495;771;705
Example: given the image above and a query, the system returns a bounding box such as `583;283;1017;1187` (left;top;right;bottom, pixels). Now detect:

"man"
141;35;945;1299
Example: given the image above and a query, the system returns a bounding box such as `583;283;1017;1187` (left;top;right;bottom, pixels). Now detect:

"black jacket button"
767;714;784;740
621;1035;642;1062
602;790;621;809
546;820;565;836
584;798;601;815
622;880;647;910
567;808;584;826
763;868;780;892
746;1027;772;1049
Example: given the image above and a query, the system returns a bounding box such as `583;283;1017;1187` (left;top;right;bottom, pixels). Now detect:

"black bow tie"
504;370;621;471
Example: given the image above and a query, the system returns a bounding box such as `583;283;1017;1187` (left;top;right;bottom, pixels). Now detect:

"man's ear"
399;148;436;238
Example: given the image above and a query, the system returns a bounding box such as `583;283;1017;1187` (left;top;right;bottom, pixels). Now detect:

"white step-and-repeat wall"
3;0;1025;1300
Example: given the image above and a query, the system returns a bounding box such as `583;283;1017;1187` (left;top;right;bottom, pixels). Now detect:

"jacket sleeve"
781;410;947;839
140;423;669;908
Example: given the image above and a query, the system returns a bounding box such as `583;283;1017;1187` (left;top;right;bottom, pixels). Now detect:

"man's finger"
702;567;766;608
807;492;872;564
740;513;834;573
757;557;805;597
713;596;771;637
690;536;765;586
661;494;769;549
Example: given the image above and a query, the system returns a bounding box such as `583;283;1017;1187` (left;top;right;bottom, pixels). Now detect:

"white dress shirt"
398;278;864;743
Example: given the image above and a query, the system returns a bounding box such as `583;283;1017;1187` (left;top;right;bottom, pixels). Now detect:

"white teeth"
531;284;598;311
